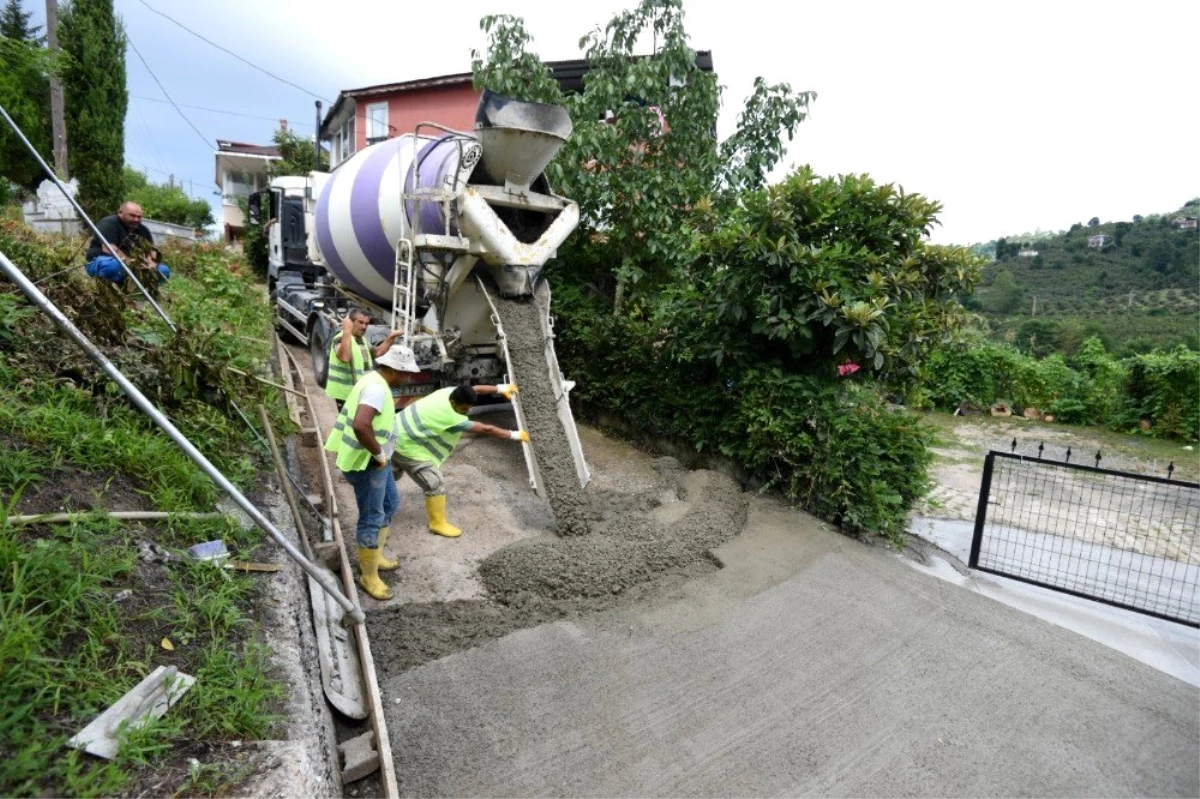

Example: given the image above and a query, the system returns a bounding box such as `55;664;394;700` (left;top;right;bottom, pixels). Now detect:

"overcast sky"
27;0;1200;244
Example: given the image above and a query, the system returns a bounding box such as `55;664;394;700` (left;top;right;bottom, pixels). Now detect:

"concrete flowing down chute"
261;90;592;531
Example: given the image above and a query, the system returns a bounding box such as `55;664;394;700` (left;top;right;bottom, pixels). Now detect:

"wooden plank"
277;334;397;798
275;337;306;429
285;346;338;535
68;666;195;759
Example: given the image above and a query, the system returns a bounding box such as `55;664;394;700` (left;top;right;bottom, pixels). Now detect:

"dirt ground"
912;414;1200;563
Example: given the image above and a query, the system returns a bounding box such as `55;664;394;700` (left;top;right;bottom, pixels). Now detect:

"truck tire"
309;317;331;389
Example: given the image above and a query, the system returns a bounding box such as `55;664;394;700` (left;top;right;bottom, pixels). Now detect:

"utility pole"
168;173;174;188
46;0;69;178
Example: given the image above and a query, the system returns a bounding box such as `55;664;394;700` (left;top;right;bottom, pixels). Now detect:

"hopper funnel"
474;90;573;195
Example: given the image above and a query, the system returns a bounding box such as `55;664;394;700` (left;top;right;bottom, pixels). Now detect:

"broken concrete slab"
68;666;196;759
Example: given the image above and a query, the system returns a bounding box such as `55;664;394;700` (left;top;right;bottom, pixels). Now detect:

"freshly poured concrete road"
387;498;1199;798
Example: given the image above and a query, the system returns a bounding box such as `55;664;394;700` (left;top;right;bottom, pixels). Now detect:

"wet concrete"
908;517;1200;687
495;294;594;536
386;496;1200;798
368;461;748;676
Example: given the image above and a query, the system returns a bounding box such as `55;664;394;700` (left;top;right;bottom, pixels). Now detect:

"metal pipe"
314;100;322;172
0;248;365;625
0;103;176;331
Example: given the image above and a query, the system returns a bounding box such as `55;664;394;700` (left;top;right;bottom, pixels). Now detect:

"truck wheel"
309;318;331;388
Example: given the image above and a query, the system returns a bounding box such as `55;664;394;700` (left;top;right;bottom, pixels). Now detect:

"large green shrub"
918;334;1197;440
555;287;931;543
1123;346;1200;440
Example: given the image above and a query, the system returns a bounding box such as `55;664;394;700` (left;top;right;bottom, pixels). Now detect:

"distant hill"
966;200;1199;355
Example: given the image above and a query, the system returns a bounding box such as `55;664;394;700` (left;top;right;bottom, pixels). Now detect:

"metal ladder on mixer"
390;238;415;345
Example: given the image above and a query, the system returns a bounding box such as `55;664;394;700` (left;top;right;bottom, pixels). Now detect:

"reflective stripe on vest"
394;387;468;467
323;371;396;472
325;331;374;401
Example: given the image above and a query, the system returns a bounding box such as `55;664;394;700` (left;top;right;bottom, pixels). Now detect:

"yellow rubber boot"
376;527;399;571
425;494;461;538
357;548;392;600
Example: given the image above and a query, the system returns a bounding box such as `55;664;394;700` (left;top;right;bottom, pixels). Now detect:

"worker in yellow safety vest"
323;344;420;600
393;383;529;539
325;308;405;410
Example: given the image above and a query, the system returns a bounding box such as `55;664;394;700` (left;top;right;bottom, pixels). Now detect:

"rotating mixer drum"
313;133;481;305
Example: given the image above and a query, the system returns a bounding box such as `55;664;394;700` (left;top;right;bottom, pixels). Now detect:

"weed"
0;227;288;797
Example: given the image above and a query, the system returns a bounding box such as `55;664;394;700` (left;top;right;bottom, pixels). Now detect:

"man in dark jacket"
85;202;171;285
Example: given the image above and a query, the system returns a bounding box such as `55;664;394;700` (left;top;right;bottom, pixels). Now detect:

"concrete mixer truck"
250;91;589;493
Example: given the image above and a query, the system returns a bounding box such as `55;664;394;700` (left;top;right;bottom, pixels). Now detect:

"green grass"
0;508;284;797
0;226;291;797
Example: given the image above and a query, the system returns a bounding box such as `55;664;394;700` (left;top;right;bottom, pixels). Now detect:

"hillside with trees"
967;200;1200;356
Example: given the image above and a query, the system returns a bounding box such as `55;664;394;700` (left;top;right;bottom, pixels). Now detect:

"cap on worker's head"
376;344;420;373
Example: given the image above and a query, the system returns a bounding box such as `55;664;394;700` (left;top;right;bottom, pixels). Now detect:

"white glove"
373;453;389;467
497;383;518;400
509;430;530;443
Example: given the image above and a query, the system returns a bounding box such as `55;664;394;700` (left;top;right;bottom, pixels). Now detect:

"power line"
126;34;214;152
136;0;332;103
130;94;314;128
131;104;169;173
127;162;210;198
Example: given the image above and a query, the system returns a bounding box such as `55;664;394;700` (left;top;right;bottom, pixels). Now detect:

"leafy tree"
1132;214;1143;223
659;167;980;375
122;166;213;228
59;0;127;220
1113;220;1131;246
471;0;814;314
0;0;51;193
994;237;1009;260
986;269;1022;314
1087;216;1100;227
266;127;328;179
0;0;41;40
1143;240;1176;274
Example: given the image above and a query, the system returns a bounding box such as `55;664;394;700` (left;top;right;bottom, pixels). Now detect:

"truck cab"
248;176;319;293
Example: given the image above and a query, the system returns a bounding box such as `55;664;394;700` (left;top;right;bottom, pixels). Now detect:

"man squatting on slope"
325;307;405;411
84;202;171;286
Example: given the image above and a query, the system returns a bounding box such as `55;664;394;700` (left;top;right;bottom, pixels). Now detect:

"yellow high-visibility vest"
323;371;395;472
395;387;472;466
325;331;374;402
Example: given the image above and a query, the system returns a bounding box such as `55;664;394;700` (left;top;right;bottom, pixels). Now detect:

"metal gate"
970;450;1200;627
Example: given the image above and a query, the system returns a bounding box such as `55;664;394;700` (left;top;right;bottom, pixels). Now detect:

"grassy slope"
0;220;293;798
972;207;1200;353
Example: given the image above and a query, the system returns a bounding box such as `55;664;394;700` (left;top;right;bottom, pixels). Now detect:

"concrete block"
337;730;379;783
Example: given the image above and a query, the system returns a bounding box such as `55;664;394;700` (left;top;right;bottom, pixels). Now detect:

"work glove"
497;383;519;400
509;430;530;443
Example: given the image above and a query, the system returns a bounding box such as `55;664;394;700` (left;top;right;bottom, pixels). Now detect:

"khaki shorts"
391;453;445;496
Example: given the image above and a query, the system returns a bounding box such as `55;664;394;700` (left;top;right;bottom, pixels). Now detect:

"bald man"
85;201;171;285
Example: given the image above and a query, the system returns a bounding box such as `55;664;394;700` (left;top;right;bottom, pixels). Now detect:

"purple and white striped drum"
314;134;481;305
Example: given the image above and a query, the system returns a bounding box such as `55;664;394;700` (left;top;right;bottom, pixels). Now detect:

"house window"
366;102;388;145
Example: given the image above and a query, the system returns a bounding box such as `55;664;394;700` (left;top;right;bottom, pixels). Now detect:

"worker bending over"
323;344;420;601
325;308;405;411
394;384;528;538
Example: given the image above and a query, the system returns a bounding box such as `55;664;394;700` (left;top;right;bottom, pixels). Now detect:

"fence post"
969;452;995;568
